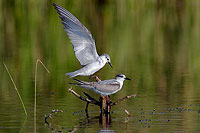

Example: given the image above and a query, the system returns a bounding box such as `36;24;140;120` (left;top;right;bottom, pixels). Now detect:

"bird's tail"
72;78;90;85
69;78;90;86
69;82;80;86
65;71;79;78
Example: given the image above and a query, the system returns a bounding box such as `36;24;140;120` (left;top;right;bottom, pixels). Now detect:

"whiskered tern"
70;74;131;96
53;3;112;78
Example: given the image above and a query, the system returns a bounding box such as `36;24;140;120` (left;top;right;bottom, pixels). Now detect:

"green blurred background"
0;0;200;132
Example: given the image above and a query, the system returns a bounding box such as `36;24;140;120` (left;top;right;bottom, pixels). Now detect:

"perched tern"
70;74;131;96
53;3;112;78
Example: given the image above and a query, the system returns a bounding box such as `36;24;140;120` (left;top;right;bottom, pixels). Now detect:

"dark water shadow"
44;110;115;132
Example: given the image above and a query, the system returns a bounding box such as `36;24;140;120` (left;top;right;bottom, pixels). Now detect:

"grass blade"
3;62;28;116
34;59;50;133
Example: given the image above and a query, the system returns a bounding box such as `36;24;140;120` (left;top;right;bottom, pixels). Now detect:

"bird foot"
95;76;101;82
89;75;101;82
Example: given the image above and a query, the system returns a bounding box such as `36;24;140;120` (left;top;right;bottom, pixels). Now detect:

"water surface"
0;0;200;132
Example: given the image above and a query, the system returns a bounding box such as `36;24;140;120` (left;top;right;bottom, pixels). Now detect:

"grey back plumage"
53;3;99;66
92;80;121;95
72;79;121;96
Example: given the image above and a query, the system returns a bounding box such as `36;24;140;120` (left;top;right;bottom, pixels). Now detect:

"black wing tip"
53;4;64;19
53;3;59;12
53;3;62;11
53;3;58;7
69;82;78;85
72;78;80;82
59;16;66;21
72;78;86;84
53;3;68;19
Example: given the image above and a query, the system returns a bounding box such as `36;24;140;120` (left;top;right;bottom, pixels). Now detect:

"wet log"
68;87;136;114
99;96;111;114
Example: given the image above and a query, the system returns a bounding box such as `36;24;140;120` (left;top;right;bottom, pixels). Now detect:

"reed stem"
34;59;50;133
3;62;28;116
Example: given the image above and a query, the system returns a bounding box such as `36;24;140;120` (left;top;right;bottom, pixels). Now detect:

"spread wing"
53;3;99;66
93;80;121;94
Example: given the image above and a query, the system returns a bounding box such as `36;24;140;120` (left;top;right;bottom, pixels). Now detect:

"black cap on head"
116;74;131;80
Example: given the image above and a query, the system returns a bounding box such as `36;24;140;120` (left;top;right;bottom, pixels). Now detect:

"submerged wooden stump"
100;96;111;114
68;87;136;114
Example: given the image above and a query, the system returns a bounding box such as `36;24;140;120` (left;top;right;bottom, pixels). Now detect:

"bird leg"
89;75;101;82
95;76;101;82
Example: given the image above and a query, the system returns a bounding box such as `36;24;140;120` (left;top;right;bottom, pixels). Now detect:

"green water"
0;0;200;132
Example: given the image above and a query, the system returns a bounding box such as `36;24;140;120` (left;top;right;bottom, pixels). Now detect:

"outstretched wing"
53;3;99;66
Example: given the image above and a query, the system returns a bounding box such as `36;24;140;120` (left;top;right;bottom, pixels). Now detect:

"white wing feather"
53;3;99;66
